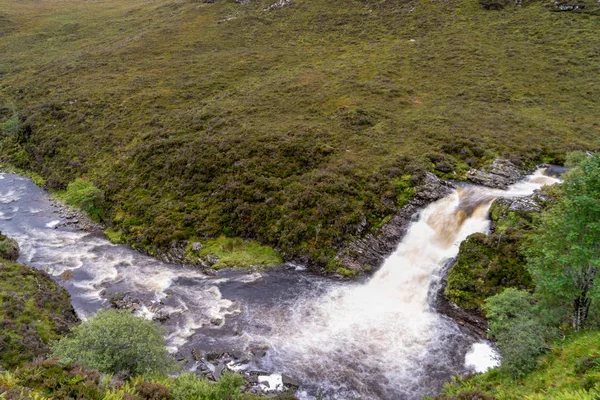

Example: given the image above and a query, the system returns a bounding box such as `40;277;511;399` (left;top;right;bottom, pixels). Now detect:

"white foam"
258;374;284;392
465;342;501;373
45;220;61;228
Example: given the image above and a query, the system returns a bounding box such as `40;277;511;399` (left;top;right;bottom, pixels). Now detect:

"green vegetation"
484;288;558;378
445;232;534;311
57;178;105;221
104;228;124;244
52;310;176;376
170;373;245;400
0;257;281;400
191;235;282;269
0;0;598;267
525;153;600;330
0;360;268;400
0;259;79;369
436;154;600;398
432;330;600;399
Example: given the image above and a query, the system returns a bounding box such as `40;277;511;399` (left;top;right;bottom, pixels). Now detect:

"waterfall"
244;169;560;399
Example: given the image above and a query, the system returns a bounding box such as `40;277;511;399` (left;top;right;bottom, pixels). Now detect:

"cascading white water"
0;169;560;399
245;169;560;399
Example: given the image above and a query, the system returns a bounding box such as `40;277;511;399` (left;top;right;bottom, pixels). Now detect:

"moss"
191;236;282;269
445;232;534;311
335;266;357;277
104;228;124;244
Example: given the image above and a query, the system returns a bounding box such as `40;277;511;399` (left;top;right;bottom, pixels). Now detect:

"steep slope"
0;0;598;268
0;234;79;369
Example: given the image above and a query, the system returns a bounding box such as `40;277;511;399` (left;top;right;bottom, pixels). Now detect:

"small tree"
485;288;558;378
52;310;176;375
525;153;600;330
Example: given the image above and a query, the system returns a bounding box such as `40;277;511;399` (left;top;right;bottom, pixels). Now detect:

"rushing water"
0;170;559;399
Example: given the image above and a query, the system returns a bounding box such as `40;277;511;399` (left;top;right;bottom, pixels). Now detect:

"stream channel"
0;169;559;399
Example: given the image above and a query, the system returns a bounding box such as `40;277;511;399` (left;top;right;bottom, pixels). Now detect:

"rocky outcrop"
466;159;523;189
433;259;489;339
336;172;455;274
0;232;19;261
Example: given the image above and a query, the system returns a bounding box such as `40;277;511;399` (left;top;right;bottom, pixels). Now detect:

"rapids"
0;169;559;399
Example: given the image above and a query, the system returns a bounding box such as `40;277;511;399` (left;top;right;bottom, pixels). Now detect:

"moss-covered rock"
0;232;19;261
445;188;559;313
445;232;533;312
0;259;79;369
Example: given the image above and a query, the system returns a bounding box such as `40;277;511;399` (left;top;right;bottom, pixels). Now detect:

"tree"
484;288;558;378
525;153;600;330
51;310;176;375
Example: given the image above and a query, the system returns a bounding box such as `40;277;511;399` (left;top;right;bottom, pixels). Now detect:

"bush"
135;381;171;400
62;178;105;221
484;289;558;378
170;373;243;400
51;310;176;376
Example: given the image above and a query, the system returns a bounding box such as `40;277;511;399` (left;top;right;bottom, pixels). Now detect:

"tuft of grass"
191;236;282;269
56;178;105;221
104;228;123;244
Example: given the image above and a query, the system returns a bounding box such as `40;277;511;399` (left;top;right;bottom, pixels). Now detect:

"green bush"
485;289;558;378
62;178;105;221
170;373;244;400
51;310;176;376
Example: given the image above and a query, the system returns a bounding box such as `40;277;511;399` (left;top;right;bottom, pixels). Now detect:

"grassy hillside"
1;0;599;267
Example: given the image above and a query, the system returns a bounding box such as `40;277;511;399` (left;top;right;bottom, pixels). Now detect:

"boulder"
467;159;523;189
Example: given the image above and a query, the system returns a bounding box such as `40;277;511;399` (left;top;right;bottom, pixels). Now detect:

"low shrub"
51;310;176;376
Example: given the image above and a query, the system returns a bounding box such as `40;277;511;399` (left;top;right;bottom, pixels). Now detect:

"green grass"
104;228;124;244
0;0;598;268
191;235;283;269
433;330;600;399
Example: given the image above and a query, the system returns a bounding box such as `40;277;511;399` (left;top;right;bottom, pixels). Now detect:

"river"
0;169;559;399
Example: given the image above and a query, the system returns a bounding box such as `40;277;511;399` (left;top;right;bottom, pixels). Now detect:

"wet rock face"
467;159;523;190
0;232;19;261
337;172;456;274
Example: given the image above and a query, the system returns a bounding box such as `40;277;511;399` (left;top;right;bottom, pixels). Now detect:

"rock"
480;0;512;10
0;233;19;261
336;172;455;274
467;159;523;189
205;350;222;361
213;361;225;380
281;374;300;388
205;254;220;267
191;348;203;361
191;242;203;252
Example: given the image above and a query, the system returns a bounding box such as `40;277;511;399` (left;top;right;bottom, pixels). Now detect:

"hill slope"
0;0;598;268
